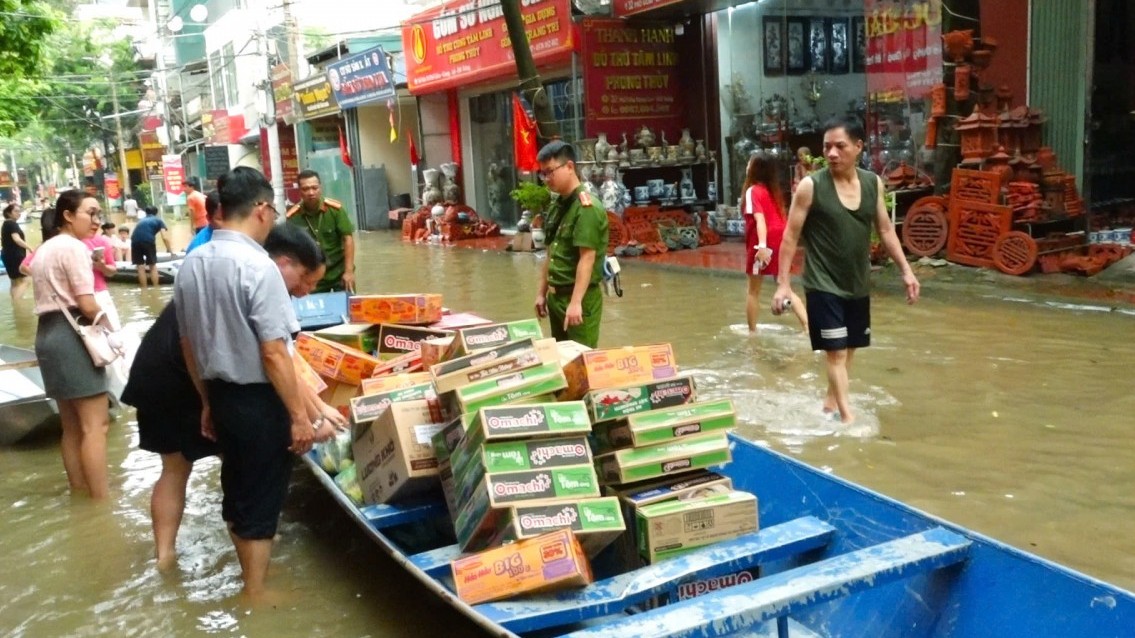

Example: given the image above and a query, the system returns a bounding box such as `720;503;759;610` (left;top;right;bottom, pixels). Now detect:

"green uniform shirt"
801;168;877;299
287;198;355;292
545;186;609;288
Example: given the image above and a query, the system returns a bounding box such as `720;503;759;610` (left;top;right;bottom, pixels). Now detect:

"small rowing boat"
0;345;60;445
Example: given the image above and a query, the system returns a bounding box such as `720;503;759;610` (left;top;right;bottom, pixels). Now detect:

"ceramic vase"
679;129;696;158
594;133;612;163
695;139;706;162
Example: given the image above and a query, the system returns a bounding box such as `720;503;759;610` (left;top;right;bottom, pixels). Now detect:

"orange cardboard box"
451;528;593;605
348;294;443;325
319;379;361;420
292;351;327;394
361;372;433;396
371;350;424;376
560;344;679;400
296;332;381;385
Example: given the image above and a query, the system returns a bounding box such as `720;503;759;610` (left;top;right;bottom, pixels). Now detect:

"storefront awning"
614;0;748;19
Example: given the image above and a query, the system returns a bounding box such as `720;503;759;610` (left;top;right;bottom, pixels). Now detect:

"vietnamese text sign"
204;145;231;180
140;131;163;176
582;18;683;141
272;63;295;123
864;0;943;102
162;154;187;206
402;0;574;94
612;0;684;17
294;74;340;120
105;173;121;203
327;45;396;109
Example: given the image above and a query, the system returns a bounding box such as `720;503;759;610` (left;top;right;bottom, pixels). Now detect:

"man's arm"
261;338;314;454
179;336;215;440
564;247;597;330
772;177;813;313
535;252;550;319
159;228;172;252
873;176;920;304
341;233;356;293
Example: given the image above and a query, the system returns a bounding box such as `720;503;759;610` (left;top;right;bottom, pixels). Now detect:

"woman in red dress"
742;152;808;333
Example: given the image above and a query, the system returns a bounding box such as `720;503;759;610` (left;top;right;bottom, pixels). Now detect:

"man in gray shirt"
174;166;313;600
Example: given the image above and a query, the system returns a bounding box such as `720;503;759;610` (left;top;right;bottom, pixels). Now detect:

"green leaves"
0;0;59;77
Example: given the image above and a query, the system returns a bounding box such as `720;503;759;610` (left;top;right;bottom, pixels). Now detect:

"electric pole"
501;0;560;143
108;74;133;197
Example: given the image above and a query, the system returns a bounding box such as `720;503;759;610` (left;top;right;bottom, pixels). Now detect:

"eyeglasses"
539;163;570;180
258;201;279;220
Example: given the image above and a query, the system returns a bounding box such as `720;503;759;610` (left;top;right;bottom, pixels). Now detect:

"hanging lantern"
954;64;972;102
930;84;947;118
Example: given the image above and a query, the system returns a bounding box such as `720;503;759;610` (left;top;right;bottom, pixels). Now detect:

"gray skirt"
35;311;107;400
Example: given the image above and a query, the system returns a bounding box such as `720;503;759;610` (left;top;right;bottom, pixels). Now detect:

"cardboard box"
556;340;593;367
313;322;380;355
561;344;679;401
451;529;593;605
433;417;470;522
455;465;602;550
429;312;493;331
438;361;567;421
352;400;446;504
453;435;594;509
431;338;557;395
348;293;443;325
377;324;452;360
360;372;433;396
296;332;382;385
419;336;455;369
594;433;732;486
584;375;698;424
349;382;435;425
593;399;736;453
491;497;626;558
371;350;424;377
452;318;544;354
636;490;758;563
293;351;328;394
319;380;361;419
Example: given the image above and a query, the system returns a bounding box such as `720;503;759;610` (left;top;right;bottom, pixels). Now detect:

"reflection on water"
1;225;1134;635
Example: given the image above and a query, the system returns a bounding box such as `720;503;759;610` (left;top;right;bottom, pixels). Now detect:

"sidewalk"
412;233;1135;308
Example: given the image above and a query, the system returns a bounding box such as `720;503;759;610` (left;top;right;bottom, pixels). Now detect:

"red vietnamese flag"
407;128;419;167
339;125;354;168
512;93;539;172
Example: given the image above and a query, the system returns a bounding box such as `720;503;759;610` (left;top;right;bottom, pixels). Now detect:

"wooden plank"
409;543;464;577
0;360;39;372
564;527;971;638
471;516;835;634
359;498;448;530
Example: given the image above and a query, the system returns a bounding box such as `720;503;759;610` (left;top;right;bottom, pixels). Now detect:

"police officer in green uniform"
286;169;356;293
534;141;609;347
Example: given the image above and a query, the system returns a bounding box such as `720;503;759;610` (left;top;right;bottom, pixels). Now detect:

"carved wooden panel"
992;231;1038;275
949;168;1002;205
902;196;949;257
947;199;1013;268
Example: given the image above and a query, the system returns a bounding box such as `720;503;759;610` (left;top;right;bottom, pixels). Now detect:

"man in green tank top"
772;116;920;424
533;140;609;347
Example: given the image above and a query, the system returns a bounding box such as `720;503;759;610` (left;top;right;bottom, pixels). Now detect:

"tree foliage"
0;0;58;77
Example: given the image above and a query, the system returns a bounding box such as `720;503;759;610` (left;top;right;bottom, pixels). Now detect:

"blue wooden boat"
301;432;1135;637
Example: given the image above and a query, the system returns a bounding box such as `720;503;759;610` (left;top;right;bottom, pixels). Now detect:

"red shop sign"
581;18;684;142
401;0;575;94
612;0;684;17
864;0;944;102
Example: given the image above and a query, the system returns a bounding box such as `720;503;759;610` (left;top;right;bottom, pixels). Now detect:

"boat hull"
0;345;60;445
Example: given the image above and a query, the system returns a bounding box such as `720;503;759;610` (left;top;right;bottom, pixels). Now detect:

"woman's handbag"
53;295;124;367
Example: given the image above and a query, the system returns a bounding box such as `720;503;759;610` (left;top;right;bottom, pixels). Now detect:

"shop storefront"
292;72;355;219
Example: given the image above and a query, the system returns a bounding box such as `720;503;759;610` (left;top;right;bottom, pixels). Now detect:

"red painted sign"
612;0;684;17
105;173;121;202
261;124;301;204
162;154;185;196
864;0;943;102
581;18;683;141
401;0;575;94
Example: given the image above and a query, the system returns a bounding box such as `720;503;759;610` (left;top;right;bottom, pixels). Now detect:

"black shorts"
806;291;871;351
206;380;293;540
137;405;220;463
131;241;158;266
3;255;26;279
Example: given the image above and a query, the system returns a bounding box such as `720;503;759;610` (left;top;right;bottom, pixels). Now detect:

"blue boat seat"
469;516;836;634
359;498;447;530
409;543;465;577
562;526;971;638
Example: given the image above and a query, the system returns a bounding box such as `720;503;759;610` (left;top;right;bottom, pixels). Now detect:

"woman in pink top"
84;211;121;330
742;152;808;334
30;191;113;500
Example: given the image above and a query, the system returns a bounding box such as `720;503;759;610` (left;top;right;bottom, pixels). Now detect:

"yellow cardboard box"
360;372;433;396
451;529;593;605
348;294;443;325
560;344;679;401
296;332;382;385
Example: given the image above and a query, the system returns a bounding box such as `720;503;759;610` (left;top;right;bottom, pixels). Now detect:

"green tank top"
801;167;877;298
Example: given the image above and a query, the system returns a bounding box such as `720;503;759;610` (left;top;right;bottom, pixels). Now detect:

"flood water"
1;220;1133;636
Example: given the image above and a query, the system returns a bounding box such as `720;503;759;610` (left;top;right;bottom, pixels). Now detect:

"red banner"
162;154;186;206
260;125;301;204
865;0;944;102
612;0;684;17
581;18;683;142
105;173;121;201
401;0;575;94
512;94;539;172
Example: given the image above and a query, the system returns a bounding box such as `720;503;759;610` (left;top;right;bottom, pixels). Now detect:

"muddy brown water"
2;222;1133;636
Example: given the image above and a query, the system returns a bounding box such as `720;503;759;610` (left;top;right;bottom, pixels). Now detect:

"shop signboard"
864;0;944;102
581;18;683;141
326;45;395;109
204;145;231;180
260;125;301;204
105;173;121;205
140;131;164;177
294;74;340;120
401;0;574;95
0;171;12;188
162;154;187;206
272;63;296;123
612;0;684;17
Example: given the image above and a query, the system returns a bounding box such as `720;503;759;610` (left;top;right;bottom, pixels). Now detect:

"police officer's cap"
537;140;575;163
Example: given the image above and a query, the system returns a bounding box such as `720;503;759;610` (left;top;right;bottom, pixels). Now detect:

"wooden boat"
301;431;1135;637
0;345;60;445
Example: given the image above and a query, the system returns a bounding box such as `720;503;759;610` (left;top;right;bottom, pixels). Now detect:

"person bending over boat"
125;222;344;570
772;117;919;424
29;191;115;500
